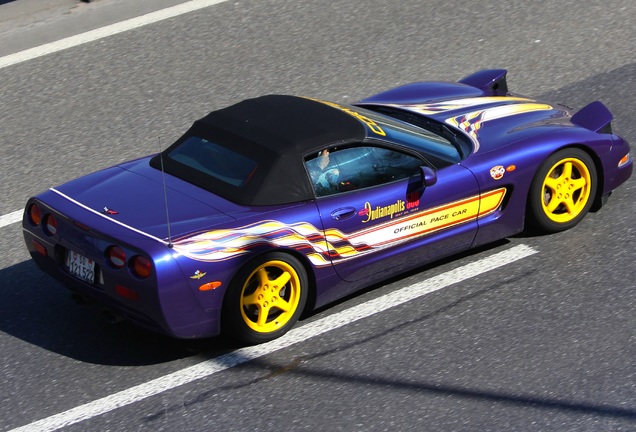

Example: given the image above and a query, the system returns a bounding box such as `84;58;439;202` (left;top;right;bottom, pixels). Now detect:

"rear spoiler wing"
459;69;509;96
570;101;613;134
460;69;613;134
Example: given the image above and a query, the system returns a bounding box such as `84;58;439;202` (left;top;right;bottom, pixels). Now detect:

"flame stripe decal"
172;188;507;266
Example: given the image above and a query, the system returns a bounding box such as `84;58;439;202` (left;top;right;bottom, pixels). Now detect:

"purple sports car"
23;70;632;344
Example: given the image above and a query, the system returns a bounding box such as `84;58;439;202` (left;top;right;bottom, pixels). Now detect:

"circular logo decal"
490;165;505;180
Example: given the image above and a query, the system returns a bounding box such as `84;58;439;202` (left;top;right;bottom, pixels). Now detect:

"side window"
305;145;423;197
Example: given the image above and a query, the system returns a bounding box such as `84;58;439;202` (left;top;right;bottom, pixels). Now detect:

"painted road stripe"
0;0;230;70
0;0;232;224
0;210;22;229
9;244;537;432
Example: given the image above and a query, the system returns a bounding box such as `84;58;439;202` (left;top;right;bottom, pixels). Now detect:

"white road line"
0;210;22;229
0;0;231;225
0;0;230;70
9;244;537;432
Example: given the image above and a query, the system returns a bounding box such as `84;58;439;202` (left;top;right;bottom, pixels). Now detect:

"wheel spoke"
271;270;291;289
546;196;562;213
273;297;292;313
543;176;560;191
561;161;573;180
256;267;269;287
562;195;577;214
242;292;260;306
570;176;587;192
256;305;270;327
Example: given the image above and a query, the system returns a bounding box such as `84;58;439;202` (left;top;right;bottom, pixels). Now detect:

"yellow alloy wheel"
528;148;597;233
239;259;303;334
541;157;592;223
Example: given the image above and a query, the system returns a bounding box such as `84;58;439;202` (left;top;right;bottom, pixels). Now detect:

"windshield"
357;104;472;160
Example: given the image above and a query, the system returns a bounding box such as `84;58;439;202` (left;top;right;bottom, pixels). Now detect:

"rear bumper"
24;231;169;334
22;200;223;340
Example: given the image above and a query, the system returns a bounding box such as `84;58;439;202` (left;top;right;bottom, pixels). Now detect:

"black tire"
222;252;308;345
527;148;597;233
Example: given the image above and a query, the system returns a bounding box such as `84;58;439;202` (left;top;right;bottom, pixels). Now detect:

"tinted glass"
306;146;422;197
168;136;258;187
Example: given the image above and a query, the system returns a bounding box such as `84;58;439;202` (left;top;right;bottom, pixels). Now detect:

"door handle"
331;207;356;221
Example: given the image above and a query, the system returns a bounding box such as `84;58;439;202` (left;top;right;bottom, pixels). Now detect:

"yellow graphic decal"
171;188;507;267
387;97;554;152
173;221;331;265
388;96;533;115
445;102;553;151
308;98;387;136
342;188;506;253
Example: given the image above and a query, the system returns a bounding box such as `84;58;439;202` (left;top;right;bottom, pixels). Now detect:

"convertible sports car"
23;70;632;344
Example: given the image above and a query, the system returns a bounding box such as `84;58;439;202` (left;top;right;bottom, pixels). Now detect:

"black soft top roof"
151;95;366;206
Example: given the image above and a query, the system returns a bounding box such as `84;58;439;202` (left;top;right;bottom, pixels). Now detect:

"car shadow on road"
0;259;230;366
0;239;512;367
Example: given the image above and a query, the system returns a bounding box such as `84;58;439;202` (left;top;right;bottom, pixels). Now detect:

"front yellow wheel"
223;253;308;345
541;157;593;223
529;148;597;233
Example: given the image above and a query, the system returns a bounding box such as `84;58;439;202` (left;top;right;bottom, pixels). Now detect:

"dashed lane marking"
0;0;230;70
0;210;22;229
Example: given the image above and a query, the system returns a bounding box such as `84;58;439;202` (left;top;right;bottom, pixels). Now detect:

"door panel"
315;164;481;282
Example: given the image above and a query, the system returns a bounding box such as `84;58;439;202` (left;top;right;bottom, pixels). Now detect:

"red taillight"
43;214;58;236
28;204;42;226
32;239;47;257
131;255;152;279
115;284;140;301
106;246;126;269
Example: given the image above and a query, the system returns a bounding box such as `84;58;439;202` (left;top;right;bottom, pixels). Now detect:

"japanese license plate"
65;250;95;284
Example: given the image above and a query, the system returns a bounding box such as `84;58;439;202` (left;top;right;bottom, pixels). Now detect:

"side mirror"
420;166;437;187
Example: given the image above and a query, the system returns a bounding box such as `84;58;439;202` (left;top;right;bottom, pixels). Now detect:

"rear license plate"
65;250;95;284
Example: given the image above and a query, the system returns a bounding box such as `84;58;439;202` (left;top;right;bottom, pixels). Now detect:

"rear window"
168;136;258;187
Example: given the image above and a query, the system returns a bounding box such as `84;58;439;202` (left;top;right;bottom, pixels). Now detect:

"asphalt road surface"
1;0;635;431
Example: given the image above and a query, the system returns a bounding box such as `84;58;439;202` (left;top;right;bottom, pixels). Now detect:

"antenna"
158;137;174;248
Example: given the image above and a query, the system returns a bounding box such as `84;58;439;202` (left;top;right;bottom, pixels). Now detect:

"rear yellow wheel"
240;259;302;334
223;253;307;344
528;148;597;233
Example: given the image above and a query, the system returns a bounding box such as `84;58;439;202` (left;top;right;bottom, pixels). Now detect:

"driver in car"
306;149;340;191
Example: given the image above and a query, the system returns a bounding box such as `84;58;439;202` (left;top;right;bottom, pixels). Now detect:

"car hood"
358;82;573;153
50;157;238;241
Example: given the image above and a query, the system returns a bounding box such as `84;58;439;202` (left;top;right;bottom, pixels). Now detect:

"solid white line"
9;244;537;432
0;210;22;229
0;0;230;70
